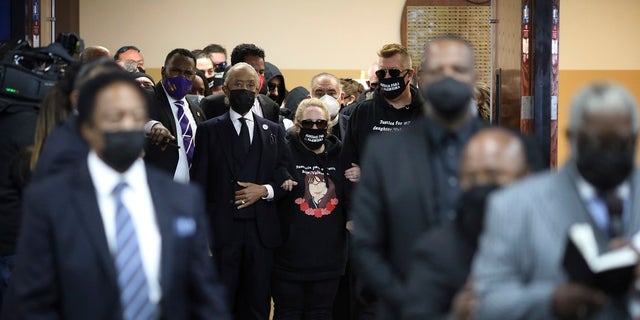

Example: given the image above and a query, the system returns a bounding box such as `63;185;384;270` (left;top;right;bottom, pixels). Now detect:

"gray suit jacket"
472;162;640;320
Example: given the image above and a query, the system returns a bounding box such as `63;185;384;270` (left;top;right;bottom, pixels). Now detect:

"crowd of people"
0;33;639;320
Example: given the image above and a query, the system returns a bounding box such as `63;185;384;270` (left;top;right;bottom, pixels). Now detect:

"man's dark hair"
191;49;209;60
113;45;141;60
231;43;265;66
203;43;227;56
163;48;197;67
77;71;145;126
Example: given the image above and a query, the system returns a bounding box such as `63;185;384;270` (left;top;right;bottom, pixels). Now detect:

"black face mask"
209;70;225;89
101;130;145;172
576;141;635;192
455;184;500;246
299;128;326;150
379;77;408;100
229;89;255;115
422;76;473;120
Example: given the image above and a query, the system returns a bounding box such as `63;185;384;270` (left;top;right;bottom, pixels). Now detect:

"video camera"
0;32;81;103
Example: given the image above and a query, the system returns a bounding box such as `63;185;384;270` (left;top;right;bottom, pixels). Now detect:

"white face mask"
319;94;341;127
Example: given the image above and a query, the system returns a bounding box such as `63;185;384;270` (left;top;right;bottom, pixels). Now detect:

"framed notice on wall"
401;0;492;86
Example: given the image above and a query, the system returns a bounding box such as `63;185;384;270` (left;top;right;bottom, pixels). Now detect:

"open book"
562;223;638;294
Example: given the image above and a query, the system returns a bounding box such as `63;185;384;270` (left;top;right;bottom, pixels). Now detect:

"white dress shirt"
229;108;274;200
88;151;162;304
251;97;264;118
164;86;197;183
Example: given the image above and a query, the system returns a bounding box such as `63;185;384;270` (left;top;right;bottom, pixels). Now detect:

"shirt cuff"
144;120;161;135
262;184;274;201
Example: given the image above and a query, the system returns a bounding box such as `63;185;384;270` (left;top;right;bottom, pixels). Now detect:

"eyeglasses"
375;68;410;79
214;61;227;70
267;82;278;91
300;119;328;129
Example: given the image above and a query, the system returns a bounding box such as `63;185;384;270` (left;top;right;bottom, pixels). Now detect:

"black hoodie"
274;132;347;281
264;61;287;105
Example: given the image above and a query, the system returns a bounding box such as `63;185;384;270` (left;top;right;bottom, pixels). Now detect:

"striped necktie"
175;100;194;165
113;182;156;320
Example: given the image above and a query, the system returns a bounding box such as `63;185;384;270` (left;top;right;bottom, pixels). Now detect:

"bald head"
80;46;111;63
459;128;529;190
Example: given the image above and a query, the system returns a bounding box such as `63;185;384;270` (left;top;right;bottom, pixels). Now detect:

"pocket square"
174;216;196;237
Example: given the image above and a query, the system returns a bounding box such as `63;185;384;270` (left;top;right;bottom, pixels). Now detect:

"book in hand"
562;223;638;294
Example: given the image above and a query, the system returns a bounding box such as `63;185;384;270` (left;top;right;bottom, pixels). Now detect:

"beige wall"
557;0;640;164
80;0;640;163
79;0;403;72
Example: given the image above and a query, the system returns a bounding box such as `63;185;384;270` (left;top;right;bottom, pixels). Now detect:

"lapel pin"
262;124;269;130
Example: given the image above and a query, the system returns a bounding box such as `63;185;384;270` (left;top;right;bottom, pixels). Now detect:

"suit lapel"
404;119;436;224
255;115;271;179
186;99;205;123
626;170;640;236
155;83;178;135
215;112;238;177
70;163;119;290
541;164;596;240
146;168;175;294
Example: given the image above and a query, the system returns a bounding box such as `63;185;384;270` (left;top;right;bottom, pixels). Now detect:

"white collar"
229;108;254;123
88;151;147;197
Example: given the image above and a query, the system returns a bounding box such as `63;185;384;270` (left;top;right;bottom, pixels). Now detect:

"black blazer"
31;114;88;182
190;112;291;249
402;222;474;320
350;116;483;319
9;163;229;320
350;117;437;317
200;93;280;124
144;82;206;175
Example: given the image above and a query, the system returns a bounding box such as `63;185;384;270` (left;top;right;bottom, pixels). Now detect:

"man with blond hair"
341;43;423;173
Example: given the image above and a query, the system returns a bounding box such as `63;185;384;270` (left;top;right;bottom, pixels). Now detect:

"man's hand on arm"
552;283;606;318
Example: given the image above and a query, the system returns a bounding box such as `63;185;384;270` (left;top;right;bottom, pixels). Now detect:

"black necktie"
238;117;250;155
602;192;623;238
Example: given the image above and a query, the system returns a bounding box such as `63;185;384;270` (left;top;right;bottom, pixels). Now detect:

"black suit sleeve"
270;124;293;201
12;186;61;319
350;136;405;307
190;123;210;197
187;188;230;319
403;233;457;320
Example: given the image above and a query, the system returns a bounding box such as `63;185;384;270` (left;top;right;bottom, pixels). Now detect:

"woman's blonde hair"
294;98;332;134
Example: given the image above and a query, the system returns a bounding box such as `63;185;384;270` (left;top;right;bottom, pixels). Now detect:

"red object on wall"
520;0;534;134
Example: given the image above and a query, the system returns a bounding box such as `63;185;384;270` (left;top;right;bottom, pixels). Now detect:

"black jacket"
144;82;206;176
402;222;475;320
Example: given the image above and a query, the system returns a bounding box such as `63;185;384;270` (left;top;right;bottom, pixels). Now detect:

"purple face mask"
163;76;193;100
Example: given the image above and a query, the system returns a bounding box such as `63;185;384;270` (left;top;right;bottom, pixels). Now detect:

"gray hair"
223;62;259;86
568;81;638;133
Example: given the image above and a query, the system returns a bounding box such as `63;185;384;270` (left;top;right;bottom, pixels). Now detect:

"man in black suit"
8;71;229;319
190;62;292;320
199;44;280;123
144;49;206;182
403;127;530;320
350;35;485;319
